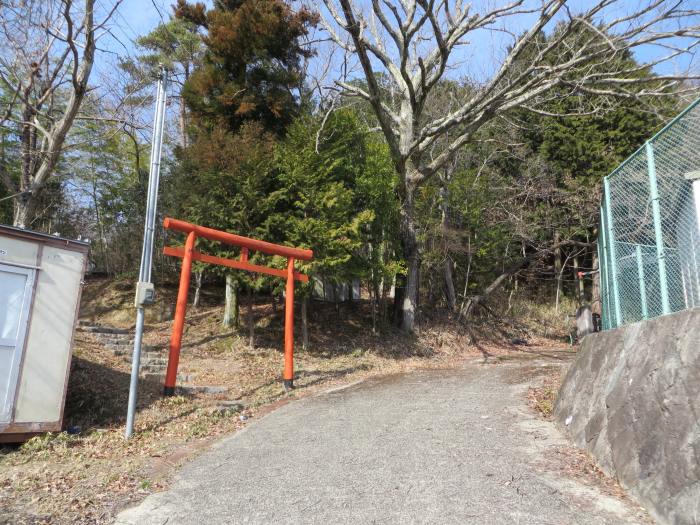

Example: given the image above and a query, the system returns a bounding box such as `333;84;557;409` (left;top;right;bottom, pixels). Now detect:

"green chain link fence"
599;97;700;330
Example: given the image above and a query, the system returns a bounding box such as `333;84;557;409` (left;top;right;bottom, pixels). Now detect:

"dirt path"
115;356;650;524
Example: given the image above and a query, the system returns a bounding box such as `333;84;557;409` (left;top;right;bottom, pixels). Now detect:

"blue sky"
99;0;172;62
97;0;698;96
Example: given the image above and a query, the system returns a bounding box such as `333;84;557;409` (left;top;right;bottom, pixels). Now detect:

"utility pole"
125;67;168;439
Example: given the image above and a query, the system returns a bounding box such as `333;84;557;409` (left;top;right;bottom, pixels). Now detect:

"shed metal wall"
0;236;39;267
15;245;85;423
0;226;88;440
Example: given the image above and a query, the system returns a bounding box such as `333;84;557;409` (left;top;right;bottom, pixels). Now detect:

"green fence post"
597;226;605;329
600;203;610;327
602;181;623;327
598;208;614;330
598;211;611;330
636;245;649;319
645;141;671;315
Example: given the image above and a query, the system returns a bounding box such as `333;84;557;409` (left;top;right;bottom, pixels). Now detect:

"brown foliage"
178;0;317;135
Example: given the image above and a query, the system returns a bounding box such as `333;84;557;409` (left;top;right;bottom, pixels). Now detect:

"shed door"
0;263;35;423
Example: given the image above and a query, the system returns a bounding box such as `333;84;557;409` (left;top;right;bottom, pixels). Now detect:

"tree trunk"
399;184;420;333
371;284;377;334
556;250;574;313
301;296;309;350
427;271;435;307
193;269;203;308
179;98;188;150
392;275;405;326
380;272;389;325
13;195;35;230
444;257;457;312
554;230;562;302
438;176;456;312
458;234;472;319
555;265;564;313
247;285;254;348
223;275;239;328
90;175;109;273
372;279;380;335
463;256;532;318
181;63;190;149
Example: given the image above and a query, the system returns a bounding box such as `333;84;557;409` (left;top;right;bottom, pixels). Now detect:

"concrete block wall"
554;308;700;525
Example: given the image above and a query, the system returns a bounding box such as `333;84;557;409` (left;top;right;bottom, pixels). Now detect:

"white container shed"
0;225;88;442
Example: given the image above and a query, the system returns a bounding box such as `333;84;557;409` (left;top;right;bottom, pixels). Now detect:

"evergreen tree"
272;109;399;334
177;0;317;135
170;0;317;329
130;9;205;149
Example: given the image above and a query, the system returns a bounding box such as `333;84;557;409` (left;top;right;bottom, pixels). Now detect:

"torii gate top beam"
163;217;313;261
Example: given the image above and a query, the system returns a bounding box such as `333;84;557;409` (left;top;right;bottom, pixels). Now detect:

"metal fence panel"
599;98;700;329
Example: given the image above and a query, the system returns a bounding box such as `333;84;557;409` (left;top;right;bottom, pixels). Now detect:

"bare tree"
0;0;122;228
319;0;700;332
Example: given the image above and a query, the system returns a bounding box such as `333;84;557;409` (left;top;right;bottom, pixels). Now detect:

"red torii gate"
161;217;313;395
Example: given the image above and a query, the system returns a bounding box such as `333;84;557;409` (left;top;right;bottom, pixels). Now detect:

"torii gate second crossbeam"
161;217;313;395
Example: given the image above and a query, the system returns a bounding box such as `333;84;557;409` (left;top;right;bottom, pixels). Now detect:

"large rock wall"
554;308;700;524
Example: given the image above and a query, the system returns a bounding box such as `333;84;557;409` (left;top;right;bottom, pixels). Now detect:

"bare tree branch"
317;0;700;333
0;0;125;227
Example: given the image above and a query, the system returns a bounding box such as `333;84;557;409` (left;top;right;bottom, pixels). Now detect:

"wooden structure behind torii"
161;217;313;394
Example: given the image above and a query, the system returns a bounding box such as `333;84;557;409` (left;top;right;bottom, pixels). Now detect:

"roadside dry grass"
526;366;564;419
0;278;573;524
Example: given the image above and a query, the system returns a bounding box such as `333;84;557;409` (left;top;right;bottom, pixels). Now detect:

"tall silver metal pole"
126;67;168;439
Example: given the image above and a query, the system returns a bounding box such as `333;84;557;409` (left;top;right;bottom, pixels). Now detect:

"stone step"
111;343;162;355
141;366;166;374
118;350;166;360
142;345;166;353
77;325;130;335
142;353;167;361
106;343;132;352
106;343;131;349
118;349;167;358
98;334;132;343
141;357;167;366
177;385;228;395
103;336;131;343
141;372;194;383
141;361;166;368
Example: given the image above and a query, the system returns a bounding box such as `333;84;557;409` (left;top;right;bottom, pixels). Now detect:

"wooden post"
164;231;196;395
284;257;295;390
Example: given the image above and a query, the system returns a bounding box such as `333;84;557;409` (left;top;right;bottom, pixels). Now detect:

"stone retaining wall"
554;308;700;524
